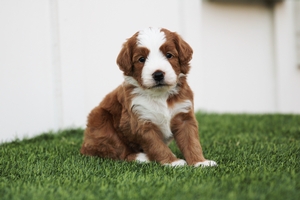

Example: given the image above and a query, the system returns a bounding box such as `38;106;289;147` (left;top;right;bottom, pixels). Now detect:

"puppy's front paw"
194;160;217;167
164;159;187;167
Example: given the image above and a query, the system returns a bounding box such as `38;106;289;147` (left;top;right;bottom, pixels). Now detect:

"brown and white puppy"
80;27;217;167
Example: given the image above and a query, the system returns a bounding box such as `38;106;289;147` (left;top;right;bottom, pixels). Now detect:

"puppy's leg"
171;112;217;167
80;108;132;160
130;122;186;167
80;128;131;160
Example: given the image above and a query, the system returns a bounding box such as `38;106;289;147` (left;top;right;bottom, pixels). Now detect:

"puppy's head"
117;27;193;91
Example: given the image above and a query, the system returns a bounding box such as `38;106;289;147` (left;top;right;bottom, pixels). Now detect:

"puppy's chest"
131;95;192;141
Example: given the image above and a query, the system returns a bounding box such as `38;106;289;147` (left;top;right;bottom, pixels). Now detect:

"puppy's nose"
152;71;164;82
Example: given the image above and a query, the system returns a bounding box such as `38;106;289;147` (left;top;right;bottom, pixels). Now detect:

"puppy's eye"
166;53;173;59
138;57;146;63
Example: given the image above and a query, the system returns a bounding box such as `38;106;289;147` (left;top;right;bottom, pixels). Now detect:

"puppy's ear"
116;42;132;75
173;33;193;74
116;33;138;76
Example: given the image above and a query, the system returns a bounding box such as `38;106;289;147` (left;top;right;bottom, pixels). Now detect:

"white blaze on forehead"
137;27;177;88
137;27;166;48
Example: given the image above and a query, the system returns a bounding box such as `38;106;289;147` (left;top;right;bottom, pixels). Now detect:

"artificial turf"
0;113;299;200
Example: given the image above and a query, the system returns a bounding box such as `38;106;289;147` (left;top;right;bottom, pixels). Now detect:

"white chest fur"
131;93;192;143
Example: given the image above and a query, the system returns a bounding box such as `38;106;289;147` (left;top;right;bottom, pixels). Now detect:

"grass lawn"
0;113;299;200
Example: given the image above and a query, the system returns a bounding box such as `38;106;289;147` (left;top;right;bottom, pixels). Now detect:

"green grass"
0;113;299;200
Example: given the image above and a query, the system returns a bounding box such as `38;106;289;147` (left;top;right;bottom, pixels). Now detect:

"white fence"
1;0;299;142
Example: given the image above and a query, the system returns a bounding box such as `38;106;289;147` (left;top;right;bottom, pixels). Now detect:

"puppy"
80;27;217;167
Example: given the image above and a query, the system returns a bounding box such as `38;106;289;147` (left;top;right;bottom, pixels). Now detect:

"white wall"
0;0;299;142
273;0;300;113
198;1;276;113
0;1;56;140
